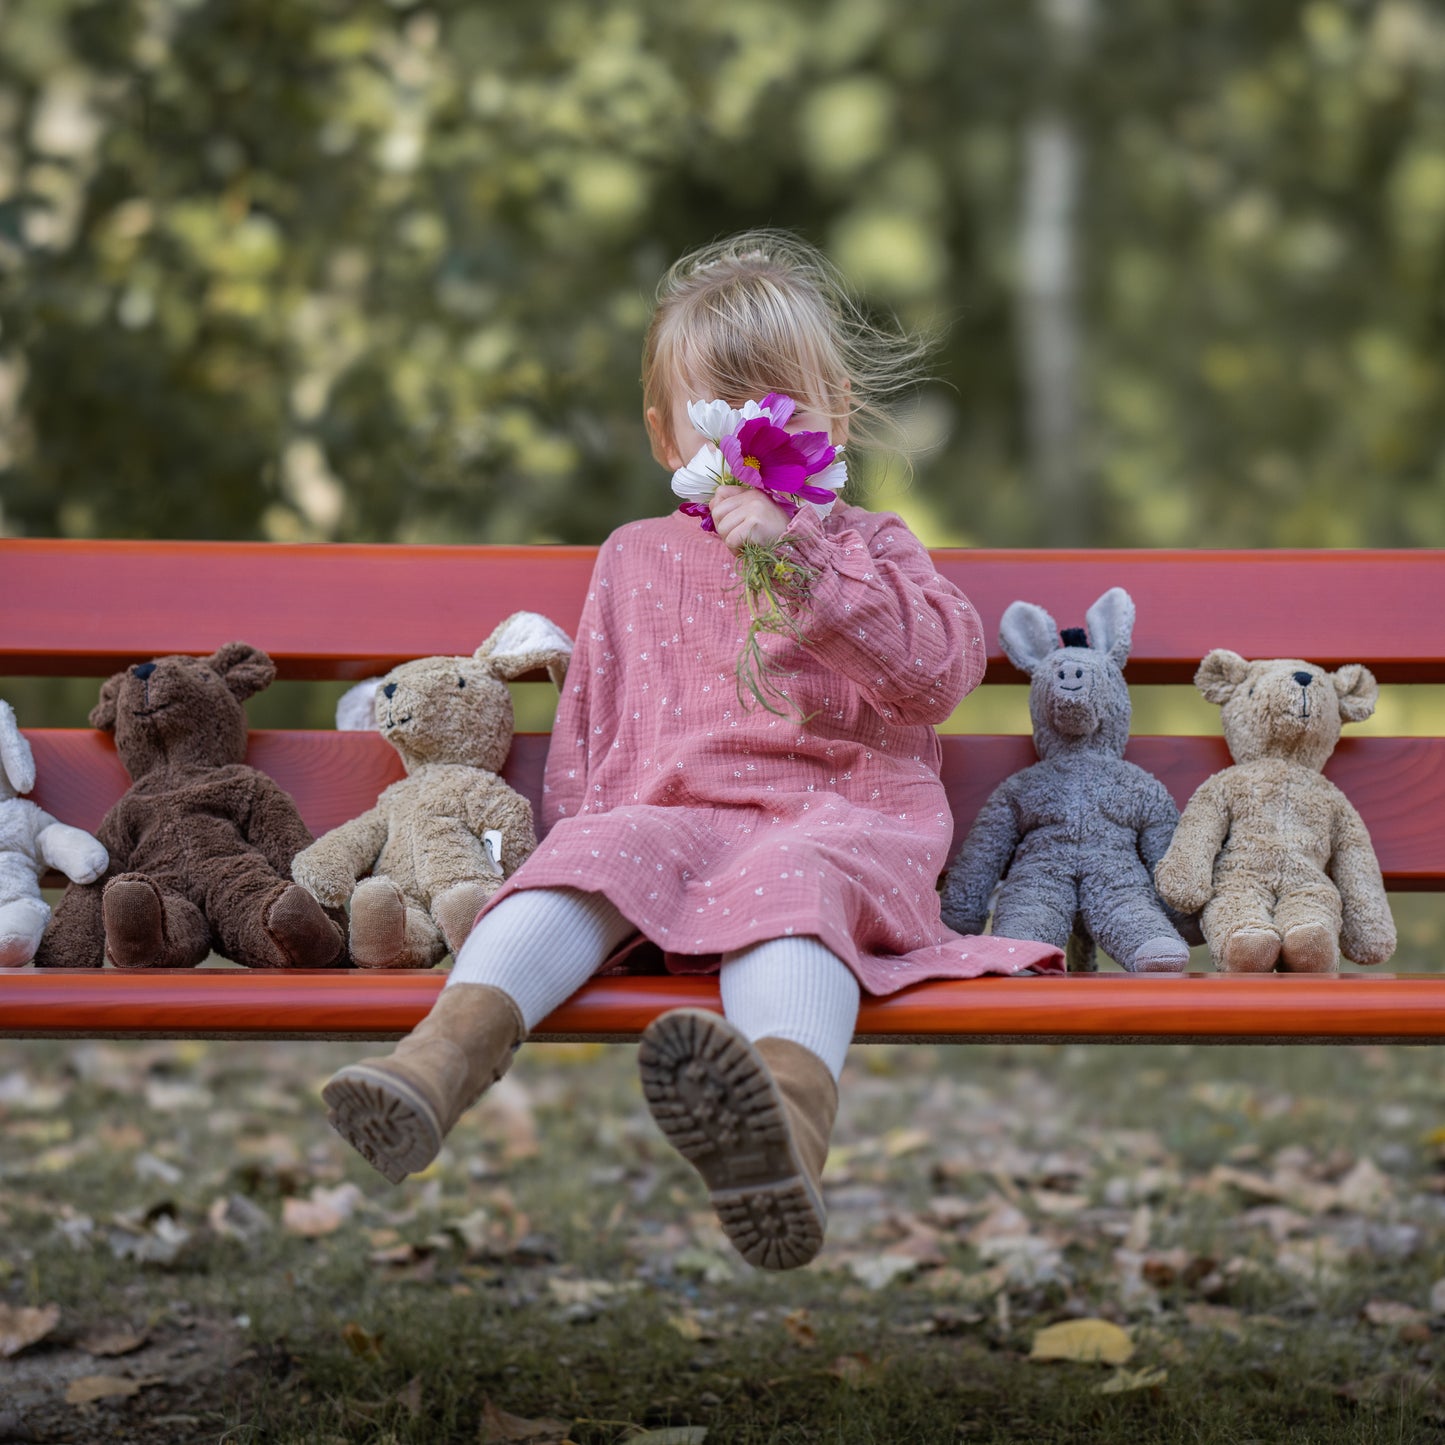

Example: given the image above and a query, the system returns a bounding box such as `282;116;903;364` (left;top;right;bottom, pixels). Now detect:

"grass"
3;1035;1445;1443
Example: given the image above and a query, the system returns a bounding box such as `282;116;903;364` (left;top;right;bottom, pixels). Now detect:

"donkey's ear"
475;612;574;689
1332;663;1379;725
89;670;125;732
1194;649;1251;706
998;601;1059;675
208;642;276;701
0;699;36;795
1085;588;1135;669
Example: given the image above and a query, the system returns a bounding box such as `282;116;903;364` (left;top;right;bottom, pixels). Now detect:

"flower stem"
734;540;818;720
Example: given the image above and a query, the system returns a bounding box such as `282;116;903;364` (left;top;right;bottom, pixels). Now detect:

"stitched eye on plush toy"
457;677;466;688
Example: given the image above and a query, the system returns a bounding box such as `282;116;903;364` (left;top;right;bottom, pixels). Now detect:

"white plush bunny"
0;699;110;967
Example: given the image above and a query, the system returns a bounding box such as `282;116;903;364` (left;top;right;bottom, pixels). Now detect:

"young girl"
320;231;1063;1271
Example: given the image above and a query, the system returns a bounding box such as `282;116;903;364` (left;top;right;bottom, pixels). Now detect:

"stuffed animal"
291;612;573;970
35;644;347;970
0;699;110;966
1154;651;1396;973
941;588;1193;973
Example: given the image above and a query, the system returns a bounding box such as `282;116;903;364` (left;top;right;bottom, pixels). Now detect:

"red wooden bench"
2;539;1443;1044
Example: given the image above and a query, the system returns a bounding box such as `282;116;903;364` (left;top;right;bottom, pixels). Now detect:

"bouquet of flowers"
671;392;846;718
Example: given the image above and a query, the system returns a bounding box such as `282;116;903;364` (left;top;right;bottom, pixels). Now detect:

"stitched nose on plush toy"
132;663;156;681
382;683;398;698
1293;671;1313;688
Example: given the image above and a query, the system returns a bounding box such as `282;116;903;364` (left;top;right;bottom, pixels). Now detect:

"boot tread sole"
638;1008;824;1271
322;1063;444;1185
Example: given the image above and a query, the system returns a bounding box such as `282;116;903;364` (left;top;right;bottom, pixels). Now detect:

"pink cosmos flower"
718;417;839;517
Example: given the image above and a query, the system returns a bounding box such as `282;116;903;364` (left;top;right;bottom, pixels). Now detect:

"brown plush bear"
291;612;572;969
1153;650;1396;973
36;643;347;970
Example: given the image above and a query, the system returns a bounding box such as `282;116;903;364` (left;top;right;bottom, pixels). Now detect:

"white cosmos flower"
685;397;769;445
807;451;848;514
670;442;726;502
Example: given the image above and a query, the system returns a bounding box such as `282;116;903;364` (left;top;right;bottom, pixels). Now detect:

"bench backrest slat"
24;729;1445;888
5;541;1444;684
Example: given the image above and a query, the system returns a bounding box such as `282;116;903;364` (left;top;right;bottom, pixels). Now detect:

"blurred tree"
1;0;1444;549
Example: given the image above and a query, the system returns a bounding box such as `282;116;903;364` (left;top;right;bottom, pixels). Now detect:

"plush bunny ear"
0;699;36;795
90;670;125;732
1084;588;1134;669
998;601;1060;674
335;678;383;731
208;642;277;701
1332;663;1379;724
1195;649;1251;705
475;612;574;689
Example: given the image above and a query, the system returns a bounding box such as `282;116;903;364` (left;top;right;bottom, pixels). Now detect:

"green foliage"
2;0;1445;547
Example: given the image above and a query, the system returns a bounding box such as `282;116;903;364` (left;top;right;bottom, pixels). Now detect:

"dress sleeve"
540;547;620;833
779;505;987;726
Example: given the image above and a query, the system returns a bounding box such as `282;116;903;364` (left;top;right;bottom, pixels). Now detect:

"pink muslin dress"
487;501;1064;992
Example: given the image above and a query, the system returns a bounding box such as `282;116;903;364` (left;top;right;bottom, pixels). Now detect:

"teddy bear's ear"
0;699;36;795
998;601;1059;674
475;612;575;689
89;670;125;732
1084;588;1135;669
1194;649;1251;705
1331;663;1379;724
208;642;277;701
335;678;383;731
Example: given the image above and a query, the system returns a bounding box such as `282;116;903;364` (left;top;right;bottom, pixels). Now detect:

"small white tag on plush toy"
482;830;504;875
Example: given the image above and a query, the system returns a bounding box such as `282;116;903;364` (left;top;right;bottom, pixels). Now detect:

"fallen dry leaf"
783;1308;818;1348
77;1327;148;1357
1096;1366;1168;1395
1030;1319;1134;1366
827;1351;883;1388
666;1311;714;1342
0;1301;60;1357
282;1183;364;1238
847;1253;918;1290
1363;1300;1429;1329
341;1322;384;1359
65;1374;151;1405
477;1397;575;1442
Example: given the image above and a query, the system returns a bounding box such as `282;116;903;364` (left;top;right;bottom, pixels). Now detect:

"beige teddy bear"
292;613;572;970
1154;650;1396;973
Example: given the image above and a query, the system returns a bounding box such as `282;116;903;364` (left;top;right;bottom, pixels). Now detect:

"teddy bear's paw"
264;884;346;968
1280;923;1340;973
0;898;50;967
349;878;441;969
102;877;169;969
1220;927;1282;973
433;881;494;955
1127;935;1191;974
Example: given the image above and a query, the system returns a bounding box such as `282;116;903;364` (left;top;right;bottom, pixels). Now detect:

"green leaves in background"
2;0;1444;548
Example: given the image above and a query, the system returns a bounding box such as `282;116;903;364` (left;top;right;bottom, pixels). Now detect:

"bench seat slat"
5;541;1444;684
4;971;1445;1043
23;730;1445;886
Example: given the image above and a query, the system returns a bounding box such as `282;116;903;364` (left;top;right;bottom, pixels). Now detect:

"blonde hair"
642;230;931;469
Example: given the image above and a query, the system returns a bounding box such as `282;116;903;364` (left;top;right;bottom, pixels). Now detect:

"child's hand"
709;484;790;552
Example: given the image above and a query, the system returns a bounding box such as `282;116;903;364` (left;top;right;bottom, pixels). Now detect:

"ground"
2;1030;1445;1444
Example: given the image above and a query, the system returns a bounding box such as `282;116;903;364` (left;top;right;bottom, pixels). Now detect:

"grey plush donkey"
940;588;1193;973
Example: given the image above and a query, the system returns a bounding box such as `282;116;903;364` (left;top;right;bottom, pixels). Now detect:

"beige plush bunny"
0;698;109;967
292;613;572;969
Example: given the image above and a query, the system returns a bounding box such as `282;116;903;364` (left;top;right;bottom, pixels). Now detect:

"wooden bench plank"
24;729;1445;887
4;970;1445;1043
5;541;1444;684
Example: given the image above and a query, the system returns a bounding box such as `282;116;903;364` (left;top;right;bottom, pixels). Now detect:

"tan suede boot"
638;1009;839;1271
322;983;525;1184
